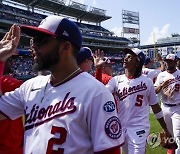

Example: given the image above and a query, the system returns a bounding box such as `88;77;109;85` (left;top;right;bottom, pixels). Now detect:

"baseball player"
0;16;123;154
0;59;24;154
142;56;161;83
76;46;94;72
155;54;180;154
106;48;170;154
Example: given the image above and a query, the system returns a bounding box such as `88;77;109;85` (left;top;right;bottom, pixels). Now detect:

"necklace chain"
52;68;81;87
40;68;81;103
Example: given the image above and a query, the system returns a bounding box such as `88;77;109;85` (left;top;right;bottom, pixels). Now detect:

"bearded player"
0;17;123;154
155;54;180;154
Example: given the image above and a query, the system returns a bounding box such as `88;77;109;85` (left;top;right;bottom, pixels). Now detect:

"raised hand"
93;49;105;68
0;24;20;62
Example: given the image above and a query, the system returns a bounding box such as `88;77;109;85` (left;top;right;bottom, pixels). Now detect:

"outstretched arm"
0;24;20;120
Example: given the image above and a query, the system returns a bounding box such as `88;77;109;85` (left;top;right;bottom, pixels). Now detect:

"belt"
164;103;180;107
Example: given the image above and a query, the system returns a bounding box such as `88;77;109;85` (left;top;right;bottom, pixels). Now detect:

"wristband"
154;111;163;119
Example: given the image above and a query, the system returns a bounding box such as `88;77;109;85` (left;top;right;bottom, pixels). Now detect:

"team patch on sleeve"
103;101;116;112
105;116;122;139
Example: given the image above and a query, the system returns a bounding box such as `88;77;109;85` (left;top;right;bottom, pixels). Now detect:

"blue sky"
70;0;180;45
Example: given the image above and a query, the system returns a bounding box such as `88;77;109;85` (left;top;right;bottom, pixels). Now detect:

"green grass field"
146;113;166;154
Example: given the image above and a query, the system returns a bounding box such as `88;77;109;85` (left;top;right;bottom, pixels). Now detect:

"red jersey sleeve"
95;68;103;82
1;76;23;94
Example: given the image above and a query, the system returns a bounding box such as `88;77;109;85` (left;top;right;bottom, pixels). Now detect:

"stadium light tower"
122;10;140;47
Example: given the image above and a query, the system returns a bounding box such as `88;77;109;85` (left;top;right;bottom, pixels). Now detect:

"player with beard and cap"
155;54;180;154
105;48;171;154
0;16;123;154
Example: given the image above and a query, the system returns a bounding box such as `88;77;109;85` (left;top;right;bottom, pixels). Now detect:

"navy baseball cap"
21;15;82;49
76;47;93;64
123;48;145;65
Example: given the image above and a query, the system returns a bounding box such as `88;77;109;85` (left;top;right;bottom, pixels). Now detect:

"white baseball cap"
123;48;145;65
103;57;115;65
164;54;178;61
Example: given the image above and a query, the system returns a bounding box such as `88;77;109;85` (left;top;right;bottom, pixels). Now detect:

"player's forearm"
151;104;168;132
155;85;162;94
156;117;168;132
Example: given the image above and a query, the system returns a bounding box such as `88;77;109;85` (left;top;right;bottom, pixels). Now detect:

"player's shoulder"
112;74;125;80
79;72;110;93
139;74;153;82
21;75;50;88
157;71;167;77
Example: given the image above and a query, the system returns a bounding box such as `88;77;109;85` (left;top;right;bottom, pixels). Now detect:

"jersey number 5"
135;95;143;107
46;126;67;154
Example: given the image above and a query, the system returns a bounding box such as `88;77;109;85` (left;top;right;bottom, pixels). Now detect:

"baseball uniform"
106;74;157;153
0;72;123;154
155;70;180;153
142;68;161;83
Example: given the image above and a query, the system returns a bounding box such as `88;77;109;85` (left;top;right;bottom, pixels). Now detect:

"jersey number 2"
135;95;143;107
46;126;67;154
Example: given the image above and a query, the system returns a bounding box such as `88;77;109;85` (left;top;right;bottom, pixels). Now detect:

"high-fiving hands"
0;24;20;62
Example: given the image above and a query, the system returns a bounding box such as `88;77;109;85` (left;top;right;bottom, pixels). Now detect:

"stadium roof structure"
7;0;111;23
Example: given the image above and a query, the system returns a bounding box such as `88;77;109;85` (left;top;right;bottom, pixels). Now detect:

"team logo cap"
103;57;115;65
164;54;178;61
123;48;145;65
21;15;82;49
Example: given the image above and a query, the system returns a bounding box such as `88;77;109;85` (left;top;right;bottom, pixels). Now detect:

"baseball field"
146;113;166;154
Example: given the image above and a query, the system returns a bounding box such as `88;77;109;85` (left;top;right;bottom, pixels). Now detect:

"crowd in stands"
0;3;129;79
8;50;124;80
8;55;37;81
0;3;130;43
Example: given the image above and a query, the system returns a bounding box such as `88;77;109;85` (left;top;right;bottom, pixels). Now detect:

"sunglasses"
30;35;64;47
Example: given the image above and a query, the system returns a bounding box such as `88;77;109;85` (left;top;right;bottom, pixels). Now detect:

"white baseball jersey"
142;68;161;83
154;70;180;104
0;72;123;154
106;74;157;143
